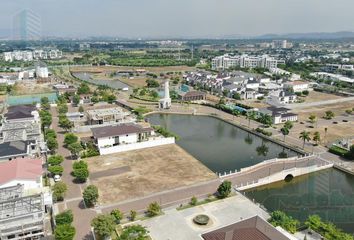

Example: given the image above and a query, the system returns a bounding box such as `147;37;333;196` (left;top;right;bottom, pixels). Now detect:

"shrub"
110;209;124;224
190;196;198;206
130;210;137;221
329;145;349;158
217;181;232;198
147;202;161;217
119;225;149;240
255;128;272;136
54;224;76;240
55;210;73;225
73;160;88;170
64;133;78;146
269;211;299;234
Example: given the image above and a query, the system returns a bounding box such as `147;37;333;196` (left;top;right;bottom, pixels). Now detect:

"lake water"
147;114;299;174
245;168;354;234
72;72;129;89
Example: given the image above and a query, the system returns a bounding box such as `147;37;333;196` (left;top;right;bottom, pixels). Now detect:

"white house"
91;123;175;155
0;158;43;189
258;107;298;124
267;90;297;105
36;66;49;78
283;81;310;93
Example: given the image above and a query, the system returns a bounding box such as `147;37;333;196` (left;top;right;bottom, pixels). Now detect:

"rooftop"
0;158;42;185
4;104;36;120
0;140;32;158
92;123;153;138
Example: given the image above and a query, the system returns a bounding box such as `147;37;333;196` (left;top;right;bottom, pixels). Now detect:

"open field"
300;91;342;103
11;82;53;95
70;65;196;73
86;144;216;205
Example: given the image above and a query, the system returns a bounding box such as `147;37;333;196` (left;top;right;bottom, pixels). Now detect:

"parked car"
54;175;61;182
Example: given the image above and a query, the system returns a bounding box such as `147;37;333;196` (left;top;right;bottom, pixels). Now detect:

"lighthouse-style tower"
159;80;172;109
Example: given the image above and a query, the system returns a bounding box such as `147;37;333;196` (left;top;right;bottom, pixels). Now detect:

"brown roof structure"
202;215;291;240
92;123;153;138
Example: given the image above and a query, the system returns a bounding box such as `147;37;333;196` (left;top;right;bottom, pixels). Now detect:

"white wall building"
36;66;49;78
283;81;310;93
212;54;279;70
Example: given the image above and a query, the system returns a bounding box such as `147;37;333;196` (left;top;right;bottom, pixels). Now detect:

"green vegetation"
147;202;161;217
68;142;84;158
54;224;76;240
299;131;311;149
110;209;124;224
152;125;180;140
269;211;299;234
64;133;78;146
255;127;272;137
119;225;149;240
59;114;73;131
41;97;50;110
217;181;232;198
72;160;89;182
129;210;137;221
48;155;64;166
55;210;74;225
77;83;90;95
305;215;353;240
52;182;67;202
146;79;160;88
39;110;52;129
83;185;99;207
329;145;354;160
91;214;116;240
81;142;100;158
323;110;335;120
47;137;59;152
48;165;64;175
280;127;290;141
190;196;198;206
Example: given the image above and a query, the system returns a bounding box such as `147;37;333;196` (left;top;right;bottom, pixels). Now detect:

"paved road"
51;106;94;240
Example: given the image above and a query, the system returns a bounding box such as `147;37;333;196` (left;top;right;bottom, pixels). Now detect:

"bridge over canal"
220;155;333;190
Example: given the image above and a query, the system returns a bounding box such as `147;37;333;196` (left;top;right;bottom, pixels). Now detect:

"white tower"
159;80;172;109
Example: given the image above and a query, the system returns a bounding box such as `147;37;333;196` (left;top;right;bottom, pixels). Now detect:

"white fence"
99;137;175;155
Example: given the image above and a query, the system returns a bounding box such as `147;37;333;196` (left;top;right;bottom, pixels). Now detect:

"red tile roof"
0;158;43;185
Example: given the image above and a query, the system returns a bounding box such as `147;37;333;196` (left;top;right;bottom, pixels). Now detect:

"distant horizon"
1;0;354;40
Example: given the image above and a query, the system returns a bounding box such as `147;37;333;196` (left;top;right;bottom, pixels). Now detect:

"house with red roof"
0;158;43;189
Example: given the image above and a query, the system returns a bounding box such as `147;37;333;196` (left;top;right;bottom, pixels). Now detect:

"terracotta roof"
0;158;42;185
92;124;153;138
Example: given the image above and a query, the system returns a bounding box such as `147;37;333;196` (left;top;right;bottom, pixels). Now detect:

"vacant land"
299;91;342;103
11;82;53;95
86;144;216;205
70;65;195;74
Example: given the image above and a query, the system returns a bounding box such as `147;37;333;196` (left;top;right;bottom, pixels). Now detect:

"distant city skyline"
0;0;354;39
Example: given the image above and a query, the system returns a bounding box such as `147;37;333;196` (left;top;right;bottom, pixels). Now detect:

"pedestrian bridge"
219;155;333;190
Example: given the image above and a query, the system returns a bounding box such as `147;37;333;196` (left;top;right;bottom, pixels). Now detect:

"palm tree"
284;121;293;130
280;127;290;142
246;111;256;128
313;131;321;145
299;131;311;149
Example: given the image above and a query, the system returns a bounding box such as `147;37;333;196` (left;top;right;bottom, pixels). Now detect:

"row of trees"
54;210;76;240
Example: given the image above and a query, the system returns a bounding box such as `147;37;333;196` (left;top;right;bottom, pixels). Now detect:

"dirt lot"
86;144;216;205
12;82;53;95
299;91;342;103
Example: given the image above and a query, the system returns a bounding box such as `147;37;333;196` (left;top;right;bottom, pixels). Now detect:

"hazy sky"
1;0;354;38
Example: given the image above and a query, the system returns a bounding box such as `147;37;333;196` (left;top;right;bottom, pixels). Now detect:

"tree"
45;129;57;139
48;165;64;175
64;133;78;146
246;111;256;128
59;116;73;131
110;209;124;224
309;114;317;125
47;137;58;152
68;142;83;157
269;211;299;234
54;224;76;240
52;182;67;202
58;104;68;114
77;83;90;95
119;225;149;240
146;79;159;88
299;131;311;149
72;94;80;106
39;110;52;128
91;214;115;239
130;210;137;221
73;160;88;170
83;185;99;207
323;110;335;120
48;155;64;166
73;167;89;182
55;210;73;225
147;202;161;217
345;109;352;115
313;131;321;145
217;180;232;198
41;96;50;110
78;105;84;113
280;127;289;142
284;121;294;130
259;114;273;127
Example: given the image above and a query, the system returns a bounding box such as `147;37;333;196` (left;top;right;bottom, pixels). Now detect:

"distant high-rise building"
13;9;41;40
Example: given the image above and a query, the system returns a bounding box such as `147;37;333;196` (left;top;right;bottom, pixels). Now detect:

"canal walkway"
220;155;333;190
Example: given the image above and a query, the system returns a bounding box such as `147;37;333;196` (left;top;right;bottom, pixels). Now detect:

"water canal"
147;113;354;234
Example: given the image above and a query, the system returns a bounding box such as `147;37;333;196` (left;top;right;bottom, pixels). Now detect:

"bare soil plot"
12;82;53;95
86;144;216;205
300;91;342;103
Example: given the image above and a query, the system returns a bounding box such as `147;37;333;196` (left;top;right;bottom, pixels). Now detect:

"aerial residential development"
0;1;354;240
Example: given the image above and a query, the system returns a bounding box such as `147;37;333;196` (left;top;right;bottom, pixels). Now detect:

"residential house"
267;90;297;105
0;140;37;162
86;107;131;125
3;105;39;123
178;91;206;101
259;107;298;124
283;81;310;93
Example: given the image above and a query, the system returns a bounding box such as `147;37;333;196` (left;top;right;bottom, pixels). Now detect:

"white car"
53;175;61;182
